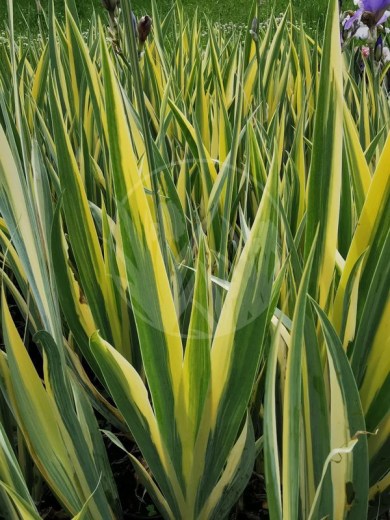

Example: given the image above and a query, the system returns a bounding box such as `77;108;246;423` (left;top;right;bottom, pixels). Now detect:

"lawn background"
2;0;331;33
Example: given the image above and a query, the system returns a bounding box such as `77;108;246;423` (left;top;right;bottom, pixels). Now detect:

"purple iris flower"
344;0;390;29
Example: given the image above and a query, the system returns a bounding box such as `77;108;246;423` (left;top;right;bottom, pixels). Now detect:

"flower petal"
377;9;390;23
362;0;390;12
344;8;363;29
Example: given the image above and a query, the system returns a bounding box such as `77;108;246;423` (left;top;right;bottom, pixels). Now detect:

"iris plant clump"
0;0;389;519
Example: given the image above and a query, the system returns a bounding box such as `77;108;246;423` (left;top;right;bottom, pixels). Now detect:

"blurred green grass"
2;0;330;34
